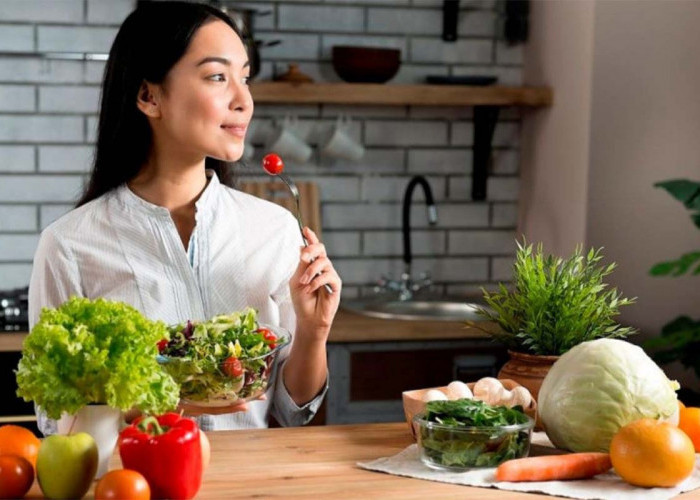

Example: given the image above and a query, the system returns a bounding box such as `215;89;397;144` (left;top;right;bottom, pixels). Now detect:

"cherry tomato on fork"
262;153;284;175
222;356;244;378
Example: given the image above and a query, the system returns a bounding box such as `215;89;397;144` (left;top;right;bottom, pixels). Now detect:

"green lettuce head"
16;297;180;419
538;338;680;452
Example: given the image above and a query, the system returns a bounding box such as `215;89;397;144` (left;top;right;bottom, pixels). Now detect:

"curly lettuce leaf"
16;297;179;419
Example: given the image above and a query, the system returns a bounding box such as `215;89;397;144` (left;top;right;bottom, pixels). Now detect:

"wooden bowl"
402;379;538;440
331;46;401;83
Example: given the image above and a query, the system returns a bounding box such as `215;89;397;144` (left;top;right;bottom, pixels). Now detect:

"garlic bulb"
422;389;448;402
473;377;507;405
445;381;473;400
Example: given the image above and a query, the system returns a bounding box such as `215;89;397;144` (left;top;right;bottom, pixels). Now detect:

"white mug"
319;116;364;162
265;116;312;164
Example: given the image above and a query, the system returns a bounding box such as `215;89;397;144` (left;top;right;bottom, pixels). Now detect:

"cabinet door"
326;340;507;424
0;351;40;435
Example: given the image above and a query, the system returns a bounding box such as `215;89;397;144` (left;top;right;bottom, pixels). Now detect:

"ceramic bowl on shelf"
331;46;401;83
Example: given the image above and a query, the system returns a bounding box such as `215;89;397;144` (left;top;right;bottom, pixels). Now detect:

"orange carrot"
495;453;612;482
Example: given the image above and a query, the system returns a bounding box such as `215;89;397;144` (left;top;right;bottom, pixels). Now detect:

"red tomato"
222;356;243;378
258;328;278;349
0;455;34;500
156;339;168;353
262;153;284;175
95;469;150;500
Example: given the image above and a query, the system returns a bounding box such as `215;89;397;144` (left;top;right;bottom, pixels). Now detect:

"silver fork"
276;173;334;294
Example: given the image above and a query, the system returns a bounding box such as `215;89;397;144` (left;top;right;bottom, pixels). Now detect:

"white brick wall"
0;25;34;52
0;115;83;142
364;230;446;256
0;85;36;112
1;0;83;23
279;5;363;32
410;39;492;64
365;120;448;146
0;234;40;260
38;26;118;52
0;57;82;83
0;146;35;171
0;263;33;289
0;206;37;231
39;145;93;173
0;0;524;295
86;0;135;25
39;86;100;113
0;175;84;202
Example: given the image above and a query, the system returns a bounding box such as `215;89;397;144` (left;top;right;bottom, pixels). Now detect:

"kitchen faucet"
376;175;438;301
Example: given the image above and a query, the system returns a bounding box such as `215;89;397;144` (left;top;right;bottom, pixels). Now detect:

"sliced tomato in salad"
257;328;278;349
156;338;168;353
222;356;243;378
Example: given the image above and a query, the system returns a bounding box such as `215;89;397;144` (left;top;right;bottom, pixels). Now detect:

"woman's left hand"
289;227;342;341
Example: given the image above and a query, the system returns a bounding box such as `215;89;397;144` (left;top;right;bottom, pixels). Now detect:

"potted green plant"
468;241;637;401
643;179;700;404
16;296;180;476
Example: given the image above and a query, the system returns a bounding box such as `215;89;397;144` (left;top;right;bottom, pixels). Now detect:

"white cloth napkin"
357;432;700;500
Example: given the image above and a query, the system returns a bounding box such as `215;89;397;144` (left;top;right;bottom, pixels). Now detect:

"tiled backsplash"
0;0;522;298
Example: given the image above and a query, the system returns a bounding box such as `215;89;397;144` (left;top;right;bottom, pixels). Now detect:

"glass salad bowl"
412;399;534;471
156;310;289;408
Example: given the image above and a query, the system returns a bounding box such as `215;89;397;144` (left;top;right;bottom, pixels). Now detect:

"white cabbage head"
538;338;679;452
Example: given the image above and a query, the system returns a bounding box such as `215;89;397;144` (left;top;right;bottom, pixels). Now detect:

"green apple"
36;432;98;499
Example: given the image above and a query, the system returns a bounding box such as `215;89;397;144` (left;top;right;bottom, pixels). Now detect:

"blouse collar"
116;169;221;217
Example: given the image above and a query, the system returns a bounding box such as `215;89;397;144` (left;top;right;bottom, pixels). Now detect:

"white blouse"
29;171;327;432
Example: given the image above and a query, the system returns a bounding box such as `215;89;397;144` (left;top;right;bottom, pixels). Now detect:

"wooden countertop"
1;311;495;351
328;308;494;343
27;422;700;499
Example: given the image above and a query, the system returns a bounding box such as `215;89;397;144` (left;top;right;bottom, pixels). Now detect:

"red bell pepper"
119;412;203;499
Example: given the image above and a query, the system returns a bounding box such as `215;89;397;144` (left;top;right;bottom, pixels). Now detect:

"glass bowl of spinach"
414;399;534;470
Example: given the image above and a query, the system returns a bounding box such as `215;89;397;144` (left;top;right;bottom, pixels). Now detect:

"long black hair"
77;1;242;207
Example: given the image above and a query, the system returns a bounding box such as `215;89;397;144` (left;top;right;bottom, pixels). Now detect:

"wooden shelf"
250;82;553;107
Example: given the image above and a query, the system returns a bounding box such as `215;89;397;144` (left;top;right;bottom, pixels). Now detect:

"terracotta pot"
497;350;559;403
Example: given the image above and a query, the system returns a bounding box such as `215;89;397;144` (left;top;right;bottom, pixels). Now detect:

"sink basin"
341;298;490;322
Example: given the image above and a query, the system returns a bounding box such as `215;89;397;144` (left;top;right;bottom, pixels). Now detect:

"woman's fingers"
307;267;342;294
178;400;250;416
303;226;320;245
299;256;331;285
300;241;326;263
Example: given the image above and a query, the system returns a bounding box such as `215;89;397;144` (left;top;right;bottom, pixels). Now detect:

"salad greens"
417;399;532;469
16;297;180;419
159;307;287;404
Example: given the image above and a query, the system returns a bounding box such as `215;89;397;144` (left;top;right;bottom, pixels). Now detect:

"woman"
29;1;341;432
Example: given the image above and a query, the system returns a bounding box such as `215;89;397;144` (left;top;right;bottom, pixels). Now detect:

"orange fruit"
0;425;41;468
610;418;695;487
678;406;700;452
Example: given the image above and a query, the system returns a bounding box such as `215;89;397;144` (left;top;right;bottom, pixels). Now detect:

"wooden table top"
28;422;700;499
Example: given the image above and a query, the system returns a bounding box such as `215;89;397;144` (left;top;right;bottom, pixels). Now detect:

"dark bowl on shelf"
331;46;401;84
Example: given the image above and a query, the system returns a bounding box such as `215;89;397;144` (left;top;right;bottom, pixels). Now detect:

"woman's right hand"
177;394;266;416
